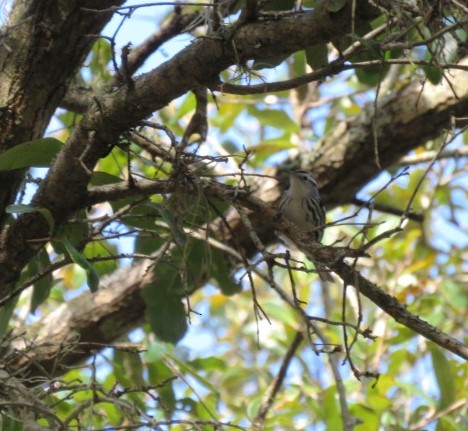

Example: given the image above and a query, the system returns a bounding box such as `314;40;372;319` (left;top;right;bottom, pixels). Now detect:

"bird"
278;169;333;282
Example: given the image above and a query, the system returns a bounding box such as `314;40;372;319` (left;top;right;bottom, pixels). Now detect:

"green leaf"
211;103;245;133
134;231;164;255
248;137;296;166
210;248;241;295
89;38;112;82
52;214;88;254
142;286;188;344
326;0;348;12
147;202;187;246
189;356;226;372
0;137;63;171
6;204;55;234
0;412;24;431
169;353;218;393
30;248;54;313
421;27;458;85
434;32;459;64
261;302;298;328
0;296;19;340
322;386;342;429
355;65;387;86
62;238;100;292
423;64;442;85
247;397;261;419
350;403;379;431
113;349;146;387
147;359;176;418
56;222;89;252
430;346;456;409
305;43;329;70
89;171;124;187
247;107;299;133
172;92;196;122
292;50;307;77
84;240;119;277
247;134;296;167
141;239;211;343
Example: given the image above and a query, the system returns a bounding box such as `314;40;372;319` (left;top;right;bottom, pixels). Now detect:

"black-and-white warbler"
279;170;333;282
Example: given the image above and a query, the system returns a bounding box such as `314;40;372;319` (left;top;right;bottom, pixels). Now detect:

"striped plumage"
279;170;332;281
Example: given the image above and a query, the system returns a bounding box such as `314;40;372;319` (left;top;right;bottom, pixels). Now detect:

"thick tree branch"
8;185;467;381
398;146;468;165
0;0;124;227
331;263;468;360
9;260;150;380
4;62;464;371
0;4;379;295
61;8;203;113
219;58;468;255
1;3;467;378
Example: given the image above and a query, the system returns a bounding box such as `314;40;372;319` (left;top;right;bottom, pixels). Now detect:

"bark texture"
0;0;124;226
0;4;379;296
0;1;466;380
8;65;468;378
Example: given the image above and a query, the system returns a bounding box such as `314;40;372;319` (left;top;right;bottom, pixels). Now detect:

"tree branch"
0;4;380;294
0;0;124;227
251;332;303;430
352;198;424;222
7;180;467;381
398;146;468;165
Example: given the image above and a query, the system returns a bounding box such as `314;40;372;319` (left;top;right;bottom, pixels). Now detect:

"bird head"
288;170;319;196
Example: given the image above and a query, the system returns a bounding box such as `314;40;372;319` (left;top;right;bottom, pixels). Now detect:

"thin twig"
251;332;303;430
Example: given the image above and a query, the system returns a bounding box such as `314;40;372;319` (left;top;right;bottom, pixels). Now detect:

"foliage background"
0;1;466;430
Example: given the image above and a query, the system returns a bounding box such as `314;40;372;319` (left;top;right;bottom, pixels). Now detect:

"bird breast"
282;196;314;229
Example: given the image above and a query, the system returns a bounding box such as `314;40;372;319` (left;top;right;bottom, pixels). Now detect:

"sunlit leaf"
84;240;119;276
430;346;456;409
52;214;88;254
172;92;196;122
322;386;342;430
169;353;219;393
261;302;297;328
30;248;54;313
211;103;245;133
247;137;296;165
89;171;124;186
0;412;24;431
292;50;307;77
247;107;299;133
62;238;100;292
246;397;261;420
89;38;112;82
